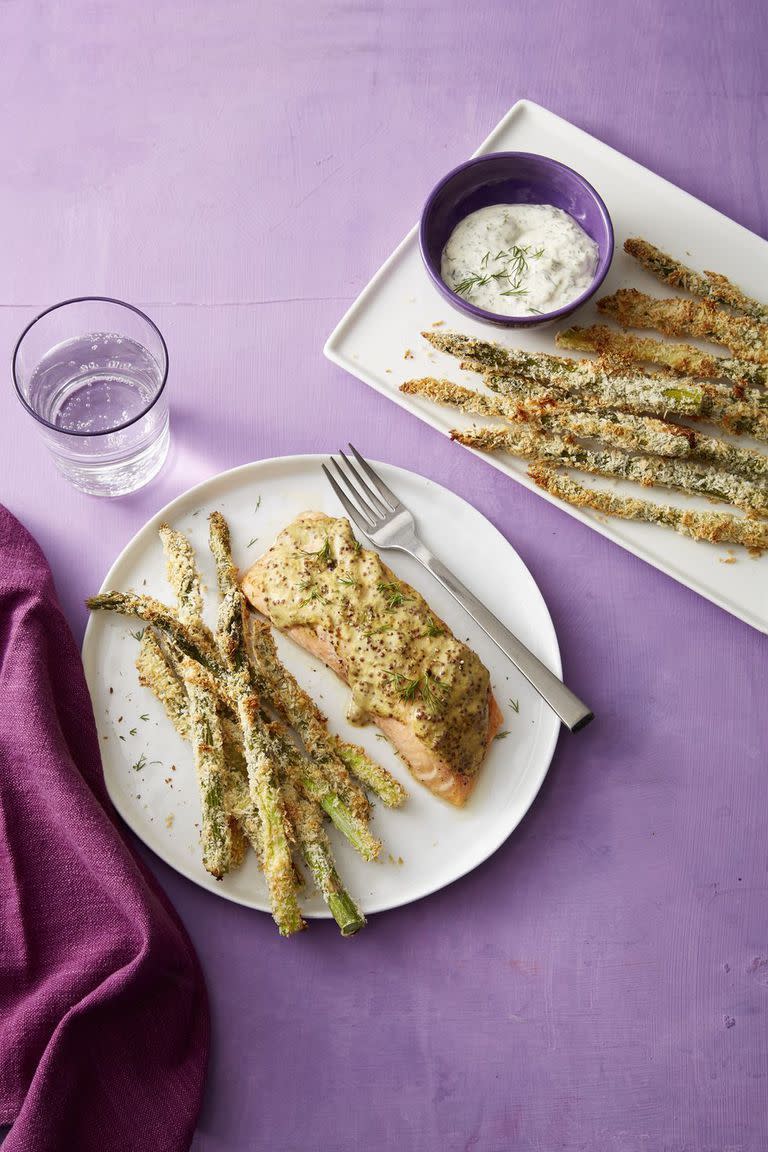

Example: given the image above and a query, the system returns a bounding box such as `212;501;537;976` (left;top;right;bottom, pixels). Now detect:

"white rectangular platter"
324;99;768;634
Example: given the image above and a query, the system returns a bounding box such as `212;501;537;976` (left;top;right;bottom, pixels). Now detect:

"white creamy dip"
440;203;599;317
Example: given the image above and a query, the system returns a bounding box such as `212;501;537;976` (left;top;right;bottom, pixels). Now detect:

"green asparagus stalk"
185;676;233;879
484;367;705;418
597;289;768;364
94;585;381;867
159;524;232;878
138;631;363;933
403;376;699;456
330;736;407;809
452;425;768;516
556;324;768;388
623;238;768;324
249;617;404;812
421;327;708;415
136;630;256;861
402;375;768;484
89;588;303;935
208;514;381;860
530;463;768;552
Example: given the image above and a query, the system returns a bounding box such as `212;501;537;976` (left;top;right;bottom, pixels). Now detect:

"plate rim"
82;452;563;917
323;98;768;636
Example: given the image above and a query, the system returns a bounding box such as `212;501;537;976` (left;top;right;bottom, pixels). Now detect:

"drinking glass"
13;297;170;497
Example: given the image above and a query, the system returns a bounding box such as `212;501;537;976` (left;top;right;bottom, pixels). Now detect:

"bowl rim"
418;151;614;327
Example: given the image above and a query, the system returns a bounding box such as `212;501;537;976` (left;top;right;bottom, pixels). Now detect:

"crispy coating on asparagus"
207;514;305;933
422;328;707;416
159;525;232;878
159;523;204;625
529;464;768;552
598;289;768;364
248;618;371;820
403;376;701;458
403;375;768;484
329;736;407;809
183;673;233;879
138;631;363;932
137;631;257;862
624;238;768;324
486;369;768;443
452;425;768;516
136;629;191;740
187;655;382;863
250;617;405;812
557;325;768;388
484;368;705;419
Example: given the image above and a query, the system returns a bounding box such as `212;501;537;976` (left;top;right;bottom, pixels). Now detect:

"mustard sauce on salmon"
253;514;491;777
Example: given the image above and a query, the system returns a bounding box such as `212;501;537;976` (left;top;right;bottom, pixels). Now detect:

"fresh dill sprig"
419;672;448;716
304;536;334;566
129;727;137;736
422;617;444;638
494;730;510;741
254;495;262;512
129;628;146;641
363;623;391;638
337;575;358;587
139;714;149;722
246;537;258;548
385;670;448;716
386;671;420;701
509;698;520;713
298;580;328;609
377;580;409;609
132;753;148;772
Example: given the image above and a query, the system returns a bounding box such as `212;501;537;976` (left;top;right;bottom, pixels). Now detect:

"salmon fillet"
241;512;503;806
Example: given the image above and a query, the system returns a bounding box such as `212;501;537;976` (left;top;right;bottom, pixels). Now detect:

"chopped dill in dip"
440;203;599;317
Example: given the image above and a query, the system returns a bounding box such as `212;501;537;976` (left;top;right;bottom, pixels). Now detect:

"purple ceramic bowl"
419;152;614;329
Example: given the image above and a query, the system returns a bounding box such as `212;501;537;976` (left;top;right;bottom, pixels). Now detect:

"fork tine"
347;444;402;511
329;456;382;525
321;464;375;534
337;449;389;518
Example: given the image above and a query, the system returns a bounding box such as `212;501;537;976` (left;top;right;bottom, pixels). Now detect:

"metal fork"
322;445;594;733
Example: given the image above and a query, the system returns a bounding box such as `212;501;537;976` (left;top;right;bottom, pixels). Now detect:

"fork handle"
407;541;593;732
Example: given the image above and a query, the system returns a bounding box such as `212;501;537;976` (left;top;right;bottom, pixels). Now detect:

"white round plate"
83;455;561;918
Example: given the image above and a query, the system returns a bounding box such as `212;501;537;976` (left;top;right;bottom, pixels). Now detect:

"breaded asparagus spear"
402;375;768;484
136;630;254;862
138;632;363;934
623;238;768;324
159;524;233;878
529;464;768;552
597;289;768;364
485;370;768;443
92;589;381;865
185;676;233;879
209;514;381;860
249;617;405;811
403;376;700;457
484;368;704;418
556;325;768;388
421;328;707;415
248;619;370;821
452;425;768;515
328;737;407;810
89;587;303;935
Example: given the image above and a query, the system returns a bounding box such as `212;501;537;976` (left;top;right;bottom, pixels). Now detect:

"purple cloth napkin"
0;506;208;1152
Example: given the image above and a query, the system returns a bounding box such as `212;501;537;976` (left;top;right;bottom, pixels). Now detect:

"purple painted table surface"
2;2;767;1149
